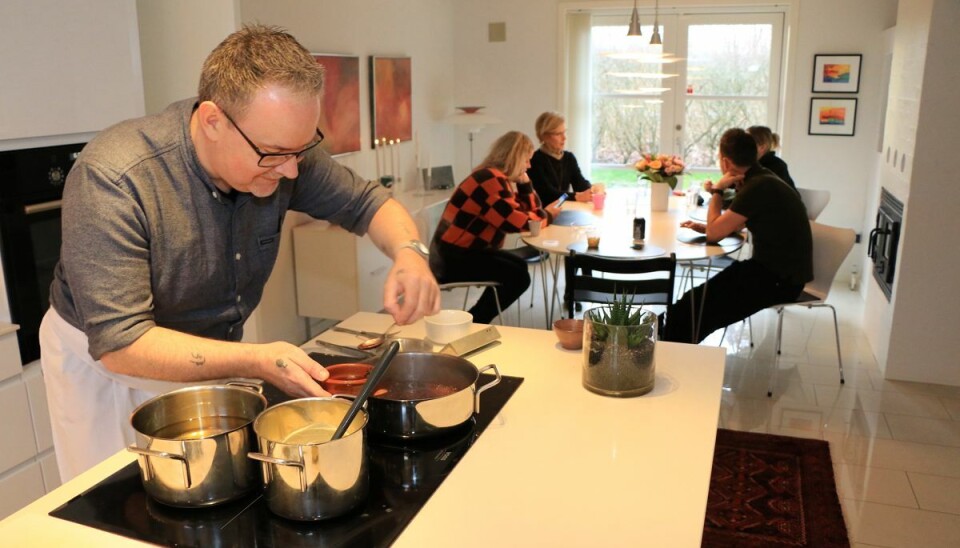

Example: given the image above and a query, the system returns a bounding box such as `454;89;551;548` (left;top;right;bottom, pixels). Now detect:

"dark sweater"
527;149;591;205
758;151;798;193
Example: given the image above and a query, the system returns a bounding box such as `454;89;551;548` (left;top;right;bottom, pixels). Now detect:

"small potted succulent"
583;291;657;397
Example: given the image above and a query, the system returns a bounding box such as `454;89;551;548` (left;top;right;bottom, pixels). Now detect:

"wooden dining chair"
563;251;677;319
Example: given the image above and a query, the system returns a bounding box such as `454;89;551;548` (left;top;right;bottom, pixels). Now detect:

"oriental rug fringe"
702;429;849;547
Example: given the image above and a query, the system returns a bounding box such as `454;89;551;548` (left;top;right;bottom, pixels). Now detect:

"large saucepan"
127;382;267;507
366;352;501;439
248;397;369;521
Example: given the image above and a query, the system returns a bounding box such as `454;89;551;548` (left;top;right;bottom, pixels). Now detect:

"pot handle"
247;451;308;492
225;379;265;394
126;444;192;489
474;364;502;414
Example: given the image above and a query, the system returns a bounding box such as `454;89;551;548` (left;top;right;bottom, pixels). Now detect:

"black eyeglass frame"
220;108;325;167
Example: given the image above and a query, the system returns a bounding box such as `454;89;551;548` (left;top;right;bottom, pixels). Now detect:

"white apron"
38;308;198;482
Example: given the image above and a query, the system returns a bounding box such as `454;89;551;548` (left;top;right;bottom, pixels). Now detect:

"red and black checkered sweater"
433;167;547;250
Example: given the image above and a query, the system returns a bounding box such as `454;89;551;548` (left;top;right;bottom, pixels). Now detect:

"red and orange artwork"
822;63;851;83
818;106;847;125
312;54;362;155
370;56;413;146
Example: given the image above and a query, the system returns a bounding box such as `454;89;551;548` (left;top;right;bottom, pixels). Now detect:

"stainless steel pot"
127;382;267;507
248;397;368;521
367;352;501;439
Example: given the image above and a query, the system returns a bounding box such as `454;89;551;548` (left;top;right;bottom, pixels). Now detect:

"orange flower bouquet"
634;153;685;190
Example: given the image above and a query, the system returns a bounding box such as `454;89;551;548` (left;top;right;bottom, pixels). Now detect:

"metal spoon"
332;340;399;440
357;321;398;351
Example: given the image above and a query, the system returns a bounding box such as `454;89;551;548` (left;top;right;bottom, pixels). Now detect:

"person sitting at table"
527;111;594;205
663;128;812;343
430;131;564;324
747;125;798;193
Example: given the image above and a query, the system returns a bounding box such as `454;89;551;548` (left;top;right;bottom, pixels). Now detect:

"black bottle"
633;216;646;246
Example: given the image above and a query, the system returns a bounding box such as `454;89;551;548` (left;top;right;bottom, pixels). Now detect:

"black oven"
0;142;86;364
867;187;903;301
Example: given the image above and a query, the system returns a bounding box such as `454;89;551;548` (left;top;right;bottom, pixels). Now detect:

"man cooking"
40;24;440;481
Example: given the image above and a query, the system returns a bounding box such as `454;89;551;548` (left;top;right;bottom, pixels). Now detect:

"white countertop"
0;313;725;547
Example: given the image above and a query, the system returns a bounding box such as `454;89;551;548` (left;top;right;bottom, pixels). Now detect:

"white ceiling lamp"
627;0;642;36
649;0;662;45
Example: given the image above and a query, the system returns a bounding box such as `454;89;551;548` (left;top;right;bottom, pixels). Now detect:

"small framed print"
808;97;858;136
812;54;862;93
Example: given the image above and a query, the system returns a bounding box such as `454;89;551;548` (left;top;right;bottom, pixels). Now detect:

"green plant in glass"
582;289;658;397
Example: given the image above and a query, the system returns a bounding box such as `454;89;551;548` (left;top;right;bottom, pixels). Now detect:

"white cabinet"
293;222;391;320
0;461;44;520
0;0;145;143
0;381;37;474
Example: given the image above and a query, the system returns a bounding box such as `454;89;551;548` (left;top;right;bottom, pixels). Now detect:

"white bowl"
424;310;473;344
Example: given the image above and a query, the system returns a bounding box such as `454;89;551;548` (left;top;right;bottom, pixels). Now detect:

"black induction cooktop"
49;355;522;547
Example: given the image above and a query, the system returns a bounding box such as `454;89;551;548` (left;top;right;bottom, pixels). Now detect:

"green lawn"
591;166;720;191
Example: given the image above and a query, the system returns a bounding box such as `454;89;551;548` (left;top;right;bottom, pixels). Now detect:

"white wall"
866;0;960;385
136;0;241;115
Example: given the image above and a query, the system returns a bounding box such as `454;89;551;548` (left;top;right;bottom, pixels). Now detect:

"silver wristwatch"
399;240;429;259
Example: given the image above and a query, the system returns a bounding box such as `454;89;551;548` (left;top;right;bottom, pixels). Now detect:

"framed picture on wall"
812;54;862;93
808;97;858;136
311;54;362;156
369;56;412;147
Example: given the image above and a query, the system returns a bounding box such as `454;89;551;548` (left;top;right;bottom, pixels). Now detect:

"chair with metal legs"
563;251;676;319
503;243;550;327
766;221;855;396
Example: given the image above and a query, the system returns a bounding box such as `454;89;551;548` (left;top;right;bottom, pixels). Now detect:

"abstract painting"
369;56;412;146
808;97;857;136
312;54;362;156
812;54;862;93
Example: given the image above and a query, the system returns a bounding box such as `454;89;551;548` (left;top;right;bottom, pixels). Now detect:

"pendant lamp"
627;0;642;36
649;0;662;45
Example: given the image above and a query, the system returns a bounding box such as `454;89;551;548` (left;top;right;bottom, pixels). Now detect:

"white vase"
650;181;670;211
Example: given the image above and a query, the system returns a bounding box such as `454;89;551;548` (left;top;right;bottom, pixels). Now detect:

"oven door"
0;198;62;364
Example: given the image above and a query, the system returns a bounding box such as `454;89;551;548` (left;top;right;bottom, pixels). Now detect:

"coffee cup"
528;219;542;236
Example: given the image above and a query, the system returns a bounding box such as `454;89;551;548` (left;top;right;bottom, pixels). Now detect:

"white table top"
1;313;725;547
523;189;742;262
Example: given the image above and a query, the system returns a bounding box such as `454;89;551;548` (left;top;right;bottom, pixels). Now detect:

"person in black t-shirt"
663;128;812;343
527;111;595;205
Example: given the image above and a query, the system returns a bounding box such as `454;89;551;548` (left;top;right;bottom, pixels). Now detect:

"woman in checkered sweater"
429;131;563;323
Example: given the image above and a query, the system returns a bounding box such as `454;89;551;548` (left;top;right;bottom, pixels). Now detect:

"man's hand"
680;220;707;233
255;341;330;398
384;250;440;325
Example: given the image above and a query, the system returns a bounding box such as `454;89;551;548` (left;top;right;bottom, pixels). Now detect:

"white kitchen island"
0;313;725;547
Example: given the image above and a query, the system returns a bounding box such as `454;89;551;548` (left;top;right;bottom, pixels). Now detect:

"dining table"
521;188;745;336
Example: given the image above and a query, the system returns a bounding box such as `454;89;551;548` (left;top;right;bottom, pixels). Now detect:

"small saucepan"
365;352;501;439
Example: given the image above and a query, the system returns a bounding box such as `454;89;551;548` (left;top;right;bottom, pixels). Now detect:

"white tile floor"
460;271;960;548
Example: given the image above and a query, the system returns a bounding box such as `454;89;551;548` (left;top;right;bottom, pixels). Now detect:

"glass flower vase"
582;306;657;397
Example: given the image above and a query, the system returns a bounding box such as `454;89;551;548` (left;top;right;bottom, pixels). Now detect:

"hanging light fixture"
649;0;662;45
627;0;642;36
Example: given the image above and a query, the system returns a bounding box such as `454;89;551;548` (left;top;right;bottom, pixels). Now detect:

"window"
572;10;785;189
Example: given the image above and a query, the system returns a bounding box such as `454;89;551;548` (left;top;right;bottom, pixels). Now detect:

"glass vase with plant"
583;290;658;397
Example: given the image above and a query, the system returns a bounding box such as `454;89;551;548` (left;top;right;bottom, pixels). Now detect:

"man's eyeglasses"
221;108;324;167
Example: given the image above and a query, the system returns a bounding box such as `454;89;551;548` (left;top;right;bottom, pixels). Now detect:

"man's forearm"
99;326;260;381
367;198;421;258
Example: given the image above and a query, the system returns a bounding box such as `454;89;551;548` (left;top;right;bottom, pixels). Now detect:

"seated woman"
527;111;594;205
429;131;562;324
747;125;798;193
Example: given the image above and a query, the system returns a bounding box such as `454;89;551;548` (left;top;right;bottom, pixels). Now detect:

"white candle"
395;137;402;186
374;138;381;181
388;139;396;182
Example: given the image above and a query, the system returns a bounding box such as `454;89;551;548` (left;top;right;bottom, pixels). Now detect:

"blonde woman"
747;125;797;193
527;111;594;205
430;131;563;323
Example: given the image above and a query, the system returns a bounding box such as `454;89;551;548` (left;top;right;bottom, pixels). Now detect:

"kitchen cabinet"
0;0;145;143
292;189;450;320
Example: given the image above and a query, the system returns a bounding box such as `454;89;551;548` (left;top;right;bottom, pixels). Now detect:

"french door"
580;9;785;187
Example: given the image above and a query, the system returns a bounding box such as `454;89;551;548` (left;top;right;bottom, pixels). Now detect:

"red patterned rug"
702;429;849;547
